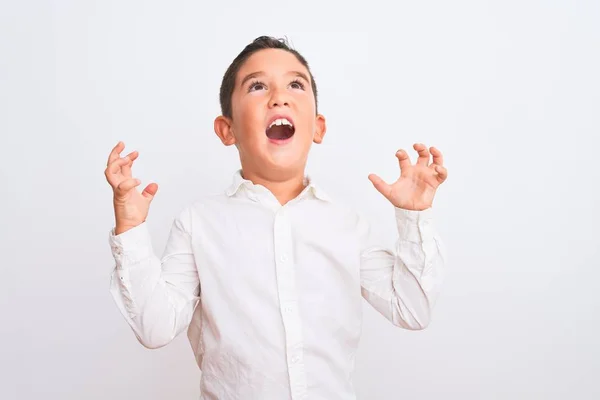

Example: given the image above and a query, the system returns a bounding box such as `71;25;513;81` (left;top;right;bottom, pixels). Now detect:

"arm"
359;207;445;330
108;208;200;349
363;143;449;329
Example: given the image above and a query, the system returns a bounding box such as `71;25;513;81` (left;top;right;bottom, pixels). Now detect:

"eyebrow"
239;71;311;88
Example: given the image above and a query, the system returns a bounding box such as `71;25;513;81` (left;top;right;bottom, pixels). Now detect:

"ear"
214;116;236;146
313;114;327;144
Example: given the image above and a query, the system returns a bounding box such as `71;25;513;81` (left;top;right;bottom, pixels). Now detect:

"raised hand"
368;143;448;211
104;141;158;235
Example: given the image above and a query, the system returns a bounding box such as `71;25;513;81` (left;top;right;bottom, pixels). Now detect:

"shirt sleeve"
359;207;446;330
108;207;200;348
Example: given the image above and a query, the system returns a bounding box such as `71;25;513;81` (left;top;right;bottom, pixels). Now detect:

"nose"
268;87;290;108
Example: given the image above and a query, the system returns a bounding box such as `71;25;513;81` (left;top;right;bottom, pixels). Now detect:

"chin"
264;151;308;172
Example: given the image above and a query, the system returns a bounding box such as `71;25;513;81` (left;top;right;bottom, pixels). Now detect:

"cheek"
299;95;316;118
239;98;265;124
233;107;267;147
299;106;316;135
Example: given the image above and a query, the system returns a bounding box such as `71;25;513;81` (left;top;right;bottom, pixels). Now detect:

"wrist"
115;223;138;236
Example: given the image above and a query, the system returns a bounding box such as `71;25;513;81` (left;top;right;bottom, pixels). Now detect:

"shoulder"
309;192;365;232
169;192;230;234
188;192;229;210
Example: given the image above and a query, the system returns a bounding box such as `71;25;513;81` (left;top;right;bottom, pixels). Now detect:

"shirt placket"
273;206;308;400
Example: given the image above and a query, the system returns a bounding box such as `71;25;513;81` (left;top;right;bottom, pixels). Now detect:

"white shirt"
108;170;445;400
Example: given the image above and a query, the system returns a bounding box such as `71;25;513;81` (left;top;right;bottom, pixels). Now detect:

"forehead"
235;48;311;84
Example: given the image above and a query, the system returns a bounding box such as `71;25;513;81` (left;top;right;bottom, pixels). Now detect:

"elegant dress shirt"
109;170;445;400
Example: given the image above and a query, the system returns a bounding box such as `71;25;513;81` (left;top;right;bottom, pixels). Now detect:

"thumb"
142;183;159;201
368;174;391;200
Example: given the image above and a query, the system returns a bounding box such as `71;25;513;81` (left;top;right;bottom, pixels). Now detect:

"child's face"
215;49;326;175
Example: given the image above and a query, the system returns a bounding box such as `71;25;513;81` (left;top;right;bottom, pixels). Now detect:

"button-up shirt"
108;170;445;400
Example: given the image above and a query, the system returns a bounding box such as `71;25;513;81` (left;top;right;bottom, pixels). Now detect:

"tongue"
266;125;294;140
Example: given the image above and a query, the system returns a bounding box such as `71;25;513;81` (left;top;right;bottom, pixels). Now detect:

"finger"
107;141;125;167
434;165;448;183
106;157;130;175
141;183;159;201
413;143;430;166
121;151;138;178
430;146;444;167
395;149;411;172
368;174;392;200
115;177;141;194
107;157;131;174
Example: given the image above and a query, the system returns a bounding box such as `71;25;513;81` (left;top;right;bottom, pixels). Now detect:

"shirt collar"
225;169;331;202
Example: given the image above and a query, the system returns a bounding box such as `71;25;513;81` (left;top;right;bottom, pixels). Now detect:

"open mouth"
266;117;295;141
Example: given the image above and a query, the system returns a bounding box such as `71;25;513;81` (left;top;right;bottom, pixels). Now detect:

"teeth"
269;118;293;129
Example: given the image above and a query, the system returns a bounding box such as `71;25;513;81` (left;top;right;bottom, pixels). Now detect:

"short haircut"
219;36;318;119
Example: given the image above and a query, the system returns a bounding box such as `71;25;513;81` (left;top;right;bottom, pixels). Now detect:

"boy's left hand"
368;143;448;211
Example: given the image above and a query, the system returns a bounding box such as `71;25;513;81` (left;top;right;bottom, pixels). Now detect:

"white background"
1;1;599;399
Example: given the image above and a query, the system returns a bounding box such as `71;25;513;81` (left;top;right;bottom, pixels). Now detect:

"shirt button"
281;254;288;262
291;355;300;364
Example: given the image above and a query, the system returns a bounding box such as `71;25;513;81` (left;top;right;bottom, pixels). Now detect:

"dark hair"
219;36;318;119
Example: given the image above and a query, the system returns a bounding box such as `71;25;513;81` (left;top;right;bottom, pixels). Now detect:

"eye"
289;79;305;90
248;80;267;92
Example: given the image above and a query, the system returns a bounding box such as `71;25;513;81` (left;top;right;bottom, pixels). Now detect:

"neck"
240;168;306;206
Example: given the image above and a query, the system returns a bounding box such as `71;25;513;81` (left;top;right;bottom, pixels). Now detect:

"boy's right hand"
105;141;158;235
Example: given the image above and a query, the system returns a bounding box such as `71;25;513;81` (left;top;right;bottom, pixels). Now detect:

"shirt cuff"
108;222;153;268
395;207;435;243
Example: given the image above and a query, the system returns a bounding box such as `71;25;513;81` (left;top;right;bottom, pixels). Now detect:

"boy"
105;36;448;400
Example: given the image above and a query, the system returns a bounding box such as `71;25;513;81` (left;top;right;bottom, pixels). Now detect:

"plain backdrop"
1;1;599;399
